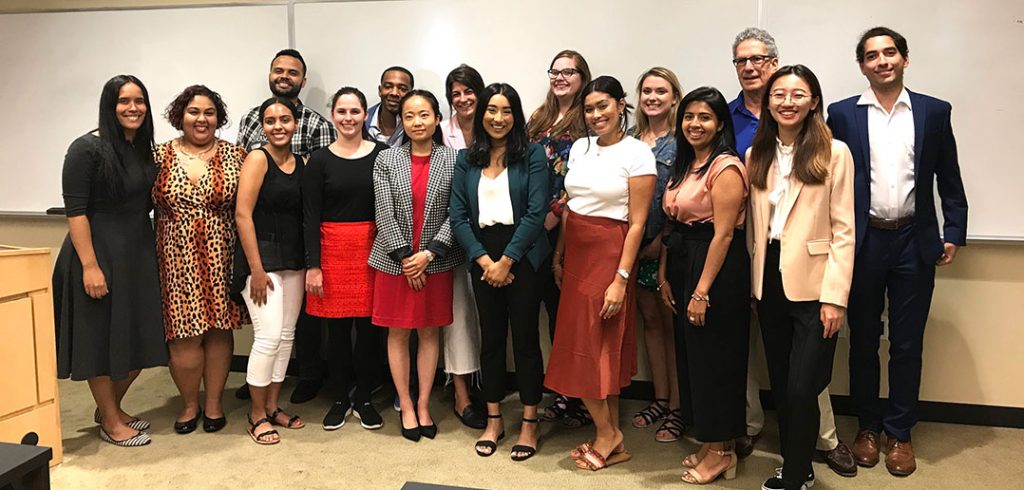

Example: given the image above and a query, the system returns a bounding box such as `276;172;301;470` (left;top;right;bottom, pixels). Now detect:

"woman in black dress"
52;74;167;447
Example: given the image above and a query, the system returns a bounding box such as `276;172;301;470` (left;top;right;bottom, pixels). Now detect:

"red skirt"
306;221;376;318
544;210;638;399
372;269;453;329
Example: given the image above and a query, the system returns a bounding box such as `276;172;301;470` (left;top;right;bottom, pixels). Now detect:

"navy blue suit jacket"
826;90;968;262
449;143;551;270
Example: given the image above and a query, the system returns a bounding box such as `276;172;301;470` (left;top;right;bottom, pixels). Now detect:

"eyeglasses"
769;92;811;104
732;55;774;68
547;68;580;79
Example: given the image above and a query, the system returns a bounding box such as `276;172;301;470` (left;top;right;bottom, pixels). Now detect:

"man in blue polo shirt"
727;27;857;483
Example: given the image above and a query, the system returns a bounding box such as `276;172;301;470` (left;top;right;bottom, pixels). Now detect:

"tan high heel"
681;447;737;484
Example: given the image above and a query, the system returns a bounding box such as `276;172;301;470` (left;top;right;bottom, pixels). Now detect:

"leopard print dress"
153;139;245;340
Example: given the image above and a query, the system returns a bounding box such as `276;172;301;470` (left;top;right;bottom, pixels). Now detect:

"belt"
868;215;913;230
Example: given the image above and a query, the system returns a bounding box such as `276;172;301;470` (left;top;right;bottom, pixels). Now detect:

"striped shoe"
99;428;151;447
94;408;151;431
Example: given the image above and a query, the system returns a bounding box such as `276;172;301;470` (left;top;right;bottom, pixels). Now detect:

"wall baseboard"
229;356;1024;429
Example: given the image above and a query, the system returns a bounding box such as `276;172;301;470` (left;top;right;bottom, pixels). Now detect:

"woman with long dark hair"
659;87;750;484
746;65;855;490
527;49;594;428
369;89;463;442
235;97;307;444
303;87;387;431
53;74;166;447
545;76;656;471
450;83;549;461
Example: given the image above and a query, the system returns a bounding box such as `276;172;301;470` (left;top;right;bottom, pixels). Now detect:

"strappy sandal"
655;409;686;443
575;444;632;471
268;408;304;429
563;402;593;428
541;394;569;422
510;418;540;462
94;407;151;431
680;447;737;484
99;427;151;447
474;414;505;457
247;416;279;446
569;440;626;459
632;398;669;428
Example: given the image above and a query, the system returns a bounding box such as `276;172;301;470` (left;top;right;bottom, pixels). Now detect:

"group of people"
52;23;967;490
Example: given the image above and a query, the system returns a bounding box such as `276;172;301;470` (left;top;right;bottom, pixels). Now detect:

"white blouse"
768;139;795;242
477;168;514;227
563;136;656;221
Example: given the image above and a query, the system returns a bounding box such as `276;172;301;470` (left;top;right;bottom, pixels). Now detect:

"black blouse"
301;142;385;267
250;147;305;272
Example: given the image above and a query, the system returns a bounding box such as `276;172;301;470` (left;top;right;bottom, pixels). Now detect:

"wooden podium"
0;245;62;466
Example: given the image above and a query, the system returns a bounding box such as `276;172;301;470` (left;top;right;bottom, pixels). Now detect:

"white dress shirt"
768;139;795;243
477;168;515;227
858;88;915;220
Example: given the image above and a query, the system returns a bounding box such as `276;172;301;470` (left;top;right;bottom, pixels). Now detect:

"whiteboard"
0;4;288;214
1;0;1022;240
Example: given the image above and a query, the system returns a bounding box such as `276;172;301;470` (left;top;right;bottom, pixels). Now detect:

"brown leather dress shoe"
821;440;858;477
735;434;758;459
852;429;881;467
885;438;917;476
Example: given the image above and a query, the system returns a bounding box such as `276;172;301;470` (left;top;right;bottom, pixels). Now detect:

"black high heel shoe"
475;414;505;457
400;411;420;442
174;408;202;434
419;421;438;439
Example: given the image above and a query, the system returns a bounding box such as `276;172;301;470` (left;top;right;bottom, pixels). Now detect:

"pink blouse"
663;154;749;226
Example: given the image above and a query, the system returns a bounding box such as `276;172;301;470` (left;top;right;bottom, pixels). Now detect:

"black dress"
53;133;167;381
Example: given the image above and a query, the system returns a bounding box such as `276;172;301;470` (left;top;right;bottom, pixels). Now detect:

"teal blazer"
449;143;550;270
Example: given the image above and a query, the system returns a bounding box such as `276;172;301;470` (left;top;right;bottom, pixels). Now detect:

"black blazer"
449;144;550;270
827;90;968;262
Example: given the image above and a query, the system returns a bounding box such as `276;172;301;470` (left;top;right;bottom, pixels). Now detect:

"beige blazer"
746;139;855;307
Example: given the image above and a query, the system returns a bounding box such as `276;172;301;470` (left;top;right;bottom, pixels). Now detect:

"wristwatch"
616;268;630;280
423;250;435;262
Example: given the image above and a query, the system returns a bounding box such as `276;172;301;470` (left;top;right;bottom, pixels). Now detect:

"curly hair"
164;84;229;131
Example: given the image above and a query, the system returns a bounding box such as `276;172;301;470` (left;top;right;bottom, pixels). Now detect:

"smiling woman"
153;84;246;436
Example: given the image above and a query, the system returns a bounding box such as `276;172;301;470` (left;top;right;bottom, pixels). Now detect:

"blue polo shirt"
729;92;759;162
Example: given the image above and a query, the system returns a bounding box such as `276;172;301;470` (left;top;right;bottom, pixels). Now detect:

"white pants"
442;264;481;375
244;270;304;387
747;318;839;451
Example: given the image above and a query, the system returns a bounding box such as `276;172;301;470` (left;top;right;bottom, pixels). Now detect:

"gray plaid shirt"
237;100;336;158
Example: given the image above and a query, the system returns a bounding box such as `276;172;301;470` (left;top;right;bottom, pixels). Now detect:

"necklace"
176;138;217;160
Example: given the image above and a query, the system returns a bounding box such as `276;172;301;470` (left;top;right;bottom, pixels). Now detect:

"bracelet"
656;280;667;291
691;292;710;302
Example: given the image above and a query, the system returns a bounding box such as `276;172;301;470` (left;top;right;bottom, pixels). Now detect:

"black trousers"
538;227;561;342
326;317;382;404
847;224;935;442
758;242;837;490
665;222;749;442
471;225;544;406
294;307;325;381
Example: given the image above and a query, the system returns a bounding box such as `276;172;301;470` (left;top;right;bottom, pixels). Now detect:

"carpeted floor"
49;369;1024;489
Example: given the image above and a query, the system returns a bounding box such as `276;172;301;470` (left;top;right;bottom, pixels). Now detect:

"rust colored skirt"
306;221;376;318
544;210;638;400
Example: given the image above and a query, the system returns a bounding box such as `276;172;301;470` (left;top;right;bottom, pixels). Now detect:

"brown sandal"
247;416;279;445
268;408;304;429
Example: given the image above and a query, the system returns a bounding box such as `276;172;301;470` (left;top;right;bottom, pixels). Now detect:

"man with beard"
365;66;414;147
235;49;336;405
237;49;336;155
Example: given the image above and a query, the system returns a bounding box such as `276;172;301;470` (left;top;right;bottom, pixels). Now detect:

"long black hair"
668;87;736;189
96;74;155;197
466;83;529;168
578;75;632;151
399;89;444;146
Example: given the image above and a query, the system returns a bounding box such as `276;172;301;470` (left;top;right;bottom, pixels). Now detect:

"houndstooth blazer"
368;143;465;276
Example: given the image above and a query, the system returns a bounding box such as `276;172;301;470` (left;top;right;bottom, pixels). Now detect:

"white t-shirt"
564;135;656;221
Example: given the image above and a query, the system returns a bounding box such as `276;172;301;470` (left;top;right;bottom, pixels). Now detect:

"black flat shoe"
419;423;438;439
475;414;505;457
400;411;420;442
174;409;202;434
203;414;227;433
454;403;487;430
290;379;323;404
234;383;251;400
510;417;541;462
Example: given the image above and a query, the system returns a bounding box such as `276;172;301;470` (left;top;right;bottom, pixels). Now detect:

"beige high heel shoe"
681;447;737;484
